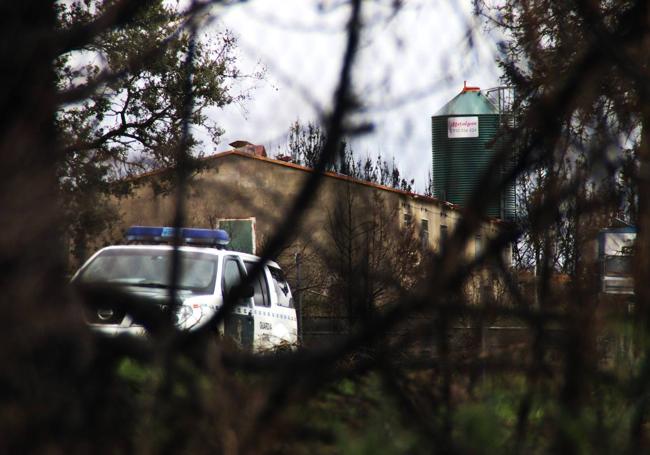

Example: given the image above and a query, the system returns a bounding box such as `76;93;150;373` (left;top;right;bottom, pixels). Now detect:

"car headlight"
174;304;200;329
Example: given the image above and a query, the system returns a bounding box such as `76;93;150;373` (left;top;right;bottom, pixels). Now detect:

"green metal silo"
432;83;515;220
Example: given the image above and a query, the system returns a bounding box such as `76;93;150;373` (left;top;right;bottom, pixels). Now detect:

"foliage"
470;1;650;451
285;120;415;193
322;188;422;326
6;0;650;454
475;0;645;274
56;0;252;261
424;170;434;197
288;120;328;168
282;374;424;455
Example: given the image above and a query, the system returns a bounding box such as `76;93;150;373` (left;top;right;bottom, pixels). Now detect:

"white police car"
72;226;298;350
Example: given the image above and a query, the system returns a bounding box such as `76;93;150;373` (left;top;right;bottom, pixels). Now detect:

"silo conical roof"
434;86;499;116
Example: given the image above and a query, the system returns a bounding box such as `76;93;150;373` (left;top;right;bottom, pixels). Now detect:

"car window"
269;266;293;308
222;257;243;298
244;261;270;307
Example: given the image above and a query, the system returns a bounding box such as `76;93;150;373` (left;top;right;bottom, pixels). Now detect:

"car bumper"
89;324;147;337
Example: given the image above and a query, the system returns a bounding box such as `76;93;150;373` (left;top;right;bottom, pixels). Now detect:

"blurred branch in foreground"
4;0;650;453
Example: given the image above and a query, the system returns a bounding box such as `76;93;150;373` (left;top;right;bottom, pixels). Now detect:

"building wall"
114;152;500;258
110;151;506;318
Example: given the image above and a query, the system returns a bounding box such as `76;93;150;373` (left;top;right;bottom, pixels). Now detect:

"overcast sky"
206;0;503;192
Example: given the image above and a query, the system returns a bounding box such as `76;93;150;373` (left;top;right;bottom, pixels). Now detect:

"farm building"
107;144;507;328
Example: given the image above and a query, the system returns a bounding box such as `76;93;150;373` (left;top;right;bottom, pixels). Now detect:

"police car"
72;226;298;350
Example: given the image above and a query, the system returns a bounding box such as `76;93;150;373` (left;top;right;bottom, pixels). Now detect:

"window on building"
404;212;413;229
502;243;513;267
420;219;429;249
440;225;448;253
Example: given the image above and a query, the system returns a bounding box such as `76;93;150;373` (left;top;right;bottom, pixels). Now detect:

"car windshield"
78;248;218;294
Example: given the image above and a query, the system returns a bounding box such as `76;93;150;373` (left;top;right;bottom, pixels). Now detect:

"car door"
267;265;298;346
222;256;254;349
243;260;274;350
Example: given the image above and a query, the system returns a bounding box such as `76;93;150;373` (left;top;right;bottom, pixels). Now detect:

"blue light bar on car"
182;227;230;247
126;226;166;242
125;226;230;248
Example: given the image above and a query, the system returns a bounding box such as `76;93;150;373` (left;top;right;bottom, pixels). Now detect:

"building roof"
135;149;450;202
206;149;452;203
132;148;505;225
